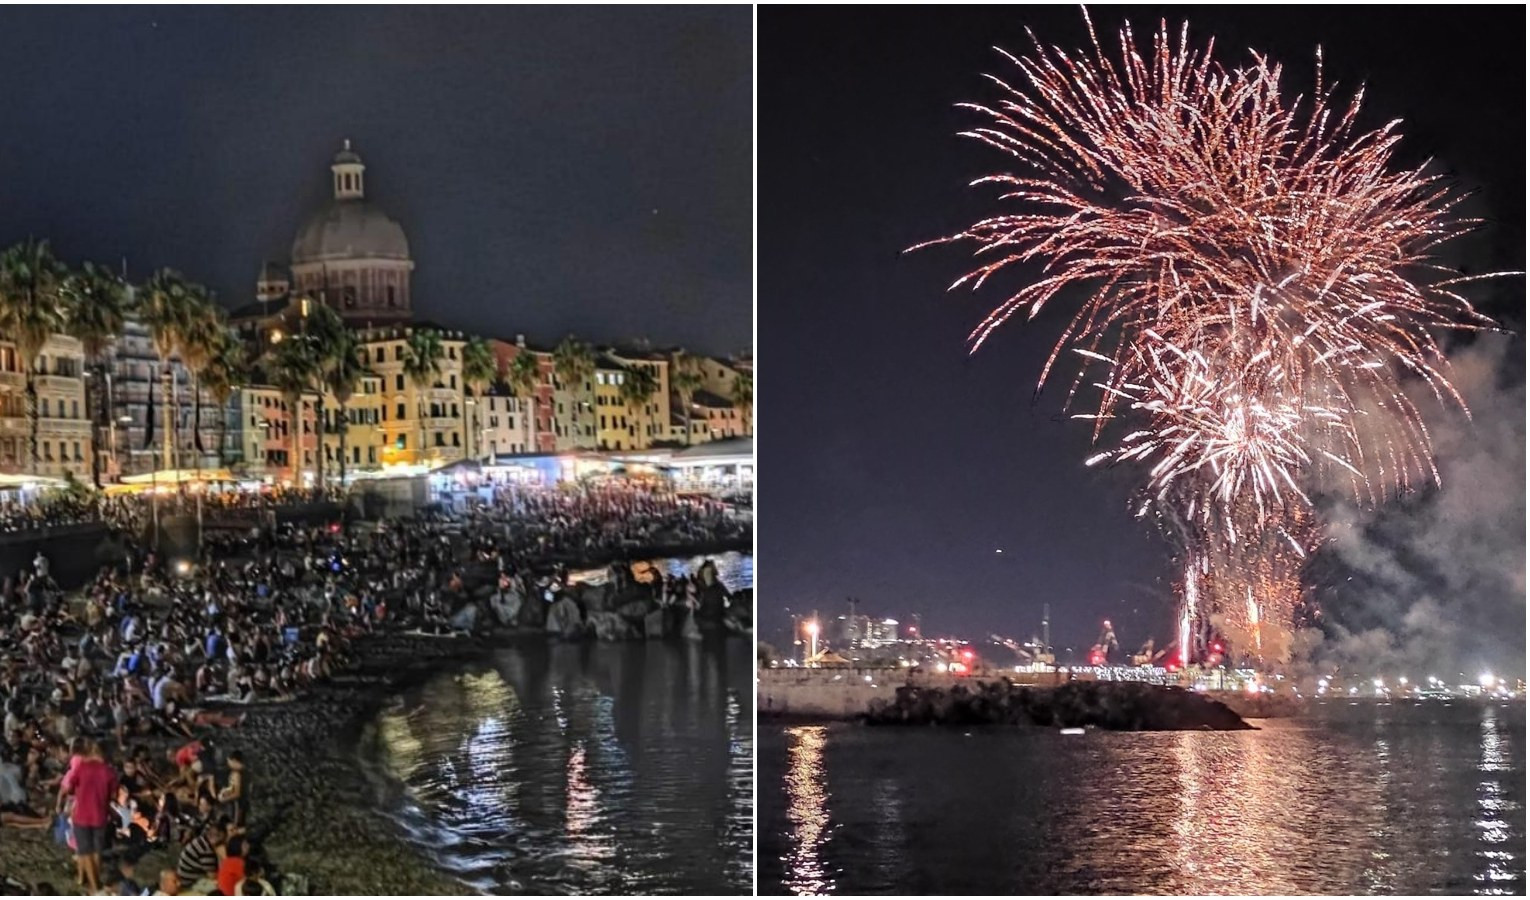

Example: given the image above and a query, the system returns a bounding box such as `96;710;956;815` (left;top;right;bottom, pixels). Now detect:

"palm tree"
138;269;203;474
670;351;703;446
402;328;444;465
553;335;596;447
177;300;226;477
508;350;540;399
301;303;352;491
618;364;659;445
730;369;753;434
199;328;246;469
316;311;365;485
0;240;70;474
61;261;131;486
460;336;497;461
269;337;318;486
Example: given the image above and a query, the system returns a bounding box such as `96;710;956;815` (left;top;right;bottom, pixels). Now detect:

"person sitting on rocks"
234;857;276;896
175;818;224;888
154;869;183;896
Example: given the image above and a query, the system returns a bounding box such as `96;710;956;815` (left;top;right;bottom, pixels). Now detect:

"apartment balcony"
423;416;460;431
37;375;83;393
40;419;92;437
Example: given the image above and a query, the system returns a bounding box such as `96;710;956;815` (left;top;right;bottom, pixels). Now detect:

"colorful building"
0;335;93;480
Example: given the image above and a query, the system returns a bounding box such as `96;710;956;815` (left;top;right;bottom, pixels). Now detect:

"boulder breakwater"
759;668;1253;731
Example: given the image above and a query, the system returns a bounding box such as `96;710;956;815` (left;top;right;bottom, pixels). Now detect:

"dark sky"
0;6;751;355
759;6;1525;664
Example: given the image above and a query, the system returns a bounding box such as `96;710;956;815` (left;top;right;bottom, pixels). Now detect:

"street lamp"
804;619;819;664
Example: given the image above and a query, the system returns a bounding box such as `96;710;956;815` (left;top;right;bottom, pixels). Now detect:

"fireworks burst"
918;11;1512;662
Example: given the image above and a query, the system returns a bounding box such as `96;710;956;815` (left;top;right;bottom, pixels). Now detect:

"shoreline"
3;541;754;895
2;630;491;895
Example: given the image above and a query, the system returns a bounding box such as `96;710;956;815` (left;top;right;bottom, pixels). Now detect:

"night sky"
759;6;1525;667
0;6;751;355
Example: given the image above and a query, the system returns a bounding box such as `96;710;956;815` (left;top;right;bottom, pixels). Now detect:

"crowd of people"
0;476;750;894
473;480;748;563
0;495;106;536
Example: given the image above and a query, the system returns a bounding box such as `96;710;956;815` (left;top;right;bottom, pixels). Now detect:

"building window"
396;403;405;419
396;375;404;391
40;399;49;417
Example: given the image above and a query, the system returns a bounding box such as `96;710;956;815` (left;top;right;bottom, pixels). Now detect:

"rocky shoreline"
4;542;754;895
2;630;492;894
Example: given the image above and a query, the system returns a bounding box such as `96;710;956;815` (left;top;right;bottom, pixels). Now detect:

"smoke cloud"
1302;332;1525;681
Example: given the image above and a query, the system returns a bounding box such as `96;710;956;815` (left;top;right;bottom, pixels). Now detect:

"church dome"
291;200;410;263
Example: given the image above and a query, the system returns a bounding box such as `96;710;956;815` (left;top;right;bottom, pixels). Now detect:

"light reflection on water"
783;726;834;896
762;702;1526;895
366;638;753;895
1477;706;1516;894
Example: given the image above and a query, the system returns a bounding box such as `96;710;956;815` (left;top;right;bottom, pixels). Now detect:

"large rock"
488;590;522;627
517;595;547;628
616;598;651;622
545;595;585;640
588;611;636;641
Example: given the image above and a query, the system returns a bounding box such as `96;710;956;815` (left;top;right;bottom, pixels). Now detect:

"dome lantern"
331;139;365;200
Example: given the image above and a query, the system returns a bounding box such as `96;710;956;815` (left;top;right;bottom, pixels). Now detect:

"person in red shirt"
217;834;248;896
58;739;118;893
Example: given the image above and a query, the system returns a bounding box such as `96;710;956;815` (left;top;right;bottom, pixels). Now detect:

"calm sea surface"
760;701;1526;896
360;557;755;895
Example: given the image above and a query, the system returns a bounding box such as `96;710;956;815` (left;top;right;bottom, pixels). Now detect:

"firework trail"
918;11;1512;662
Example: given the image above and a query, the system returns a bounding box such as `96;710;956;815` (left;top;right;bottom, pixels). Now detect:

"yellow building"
608;348;672;449
551;356;596;452
320;372;385;477
358;325;468;470
671;352;752;444
593;357;632;451
0;335;93;479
